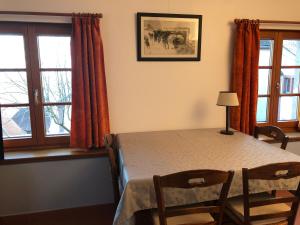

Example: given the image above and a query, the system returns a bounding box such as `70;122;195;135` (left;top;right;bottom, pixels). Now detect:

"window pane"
0;35;26;69
281;40;300;66
258;69;271;95
280;69;300;94
41;71;71;103
259;40;274;66
38;36;71;68
1;107;32;139
44;105;71;136
0;72;29;104
278;96;298;121
256;97;269;122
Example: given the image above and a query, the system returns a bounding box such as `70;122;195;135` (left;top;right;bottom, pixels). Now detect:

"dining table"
112;128;300;225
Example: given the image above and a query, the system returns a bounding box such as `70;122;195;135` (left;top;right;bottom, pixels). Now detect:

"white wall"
0;158;113;216
1;0;300;216
0;0;299;133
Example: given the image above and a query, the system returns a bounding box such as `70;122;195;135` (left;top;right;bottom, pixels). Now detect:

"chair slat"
166;206;221;217
176;222;217;225
247;161;300;180
250;211;291;221
160;170;231;188
249;196;298;208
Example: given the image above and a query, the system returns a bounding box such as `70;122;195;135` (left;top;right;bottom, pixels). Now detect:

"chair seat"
152;211;215;225
227;193;290;225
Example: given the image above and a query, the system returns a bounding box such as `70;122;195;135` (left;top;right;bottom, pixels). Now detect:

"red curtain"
230;19;260;135
70;14;110;149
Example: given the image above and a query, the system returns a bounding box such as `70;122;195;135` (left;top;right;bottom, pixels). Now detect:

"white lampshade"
217;92;239;106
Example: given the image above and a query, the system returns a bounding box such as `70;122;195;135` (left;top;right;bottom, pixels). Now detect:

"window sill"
0;148;108;165
259;131;300;143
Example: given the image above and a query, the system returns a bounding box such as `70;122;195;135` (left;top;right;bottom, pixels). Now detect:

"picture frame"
137;12;202;61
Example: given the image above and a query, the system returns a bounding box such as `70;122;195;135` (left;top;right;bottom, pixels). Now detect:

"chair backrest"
242;162;300;225
254;125;289;150
104;134;121;205
153;169;234;225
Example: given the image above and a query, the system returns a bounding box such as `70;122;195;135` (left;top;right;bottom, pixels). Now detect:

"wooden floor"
1;202;300;225
0;204;115;225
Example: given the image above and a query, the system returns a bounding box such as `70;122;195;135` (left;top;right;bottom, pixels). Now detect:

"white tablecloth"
113;128;300;225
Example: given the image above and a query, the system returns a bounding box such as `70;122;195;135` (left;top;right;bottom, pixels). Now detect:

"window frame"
258;30;300;131
0;22;72;151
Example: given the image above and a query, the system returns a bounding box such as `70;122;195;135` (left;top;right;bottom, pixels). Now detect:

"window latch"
34;89;39;105
276;82;280;89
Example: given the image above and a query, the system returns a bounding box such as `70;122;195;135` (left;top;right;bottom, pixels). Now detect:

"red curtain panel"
230;19;260;135
70;14;110;149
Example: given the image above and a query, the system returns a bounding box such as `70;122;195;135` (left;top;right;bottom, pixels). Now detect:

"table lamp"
217;91;239;135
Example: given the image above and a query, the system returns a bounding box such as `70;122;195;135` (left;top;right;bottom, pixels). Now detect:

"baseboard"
0;203;115;225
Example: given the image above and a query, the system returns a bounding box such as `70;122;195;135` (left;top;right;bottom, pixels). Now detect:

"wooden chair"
104;134;121;207
153;169;234;225
225;162;300;225
254;126;289;150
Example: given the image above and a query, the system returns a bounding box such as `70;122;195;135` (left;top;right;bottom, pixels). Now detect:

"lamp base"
220;130;234;135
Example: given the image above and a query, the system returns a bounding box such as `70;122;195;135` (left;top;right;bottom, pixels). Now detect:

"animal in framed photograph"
137;12;202;61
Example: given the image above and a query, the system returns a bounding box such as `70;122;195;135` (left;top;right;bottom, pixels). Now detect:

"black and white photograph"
137;13;202;61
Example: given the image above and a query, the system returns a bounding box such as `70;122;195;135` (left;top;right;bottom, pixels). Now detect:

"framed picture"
137;12;202;61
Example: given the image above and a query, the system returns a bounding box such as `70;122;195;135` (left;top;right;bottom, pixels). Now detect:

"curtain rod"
260;20;300;25
234;19;300;24
0;11;102;18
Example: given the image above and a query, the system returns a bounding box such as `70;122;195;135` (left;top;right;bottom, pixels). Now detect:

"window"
0;22;72;150
257;30;300;131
